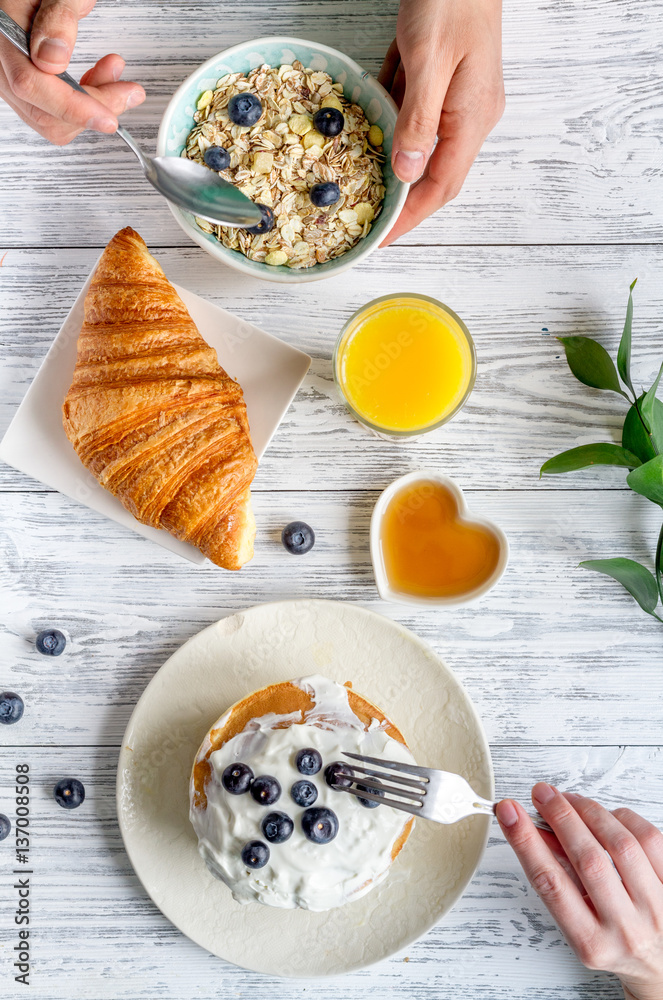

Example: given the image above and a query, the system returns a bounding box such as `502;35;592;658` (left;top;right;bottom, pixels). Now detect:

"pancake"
189;675;415;910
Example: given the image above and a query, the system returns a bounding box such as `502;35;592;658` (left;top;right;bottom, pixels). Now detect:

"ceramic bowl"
370;471;509;607
157;36;408;284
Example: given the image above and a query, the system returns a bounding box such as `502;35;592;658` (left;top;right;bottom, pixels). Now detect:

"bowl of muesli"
157;37;408;283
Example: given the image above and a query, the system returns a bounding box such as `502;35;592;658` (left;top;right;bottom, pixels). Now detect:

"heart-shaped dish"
370;471;509;607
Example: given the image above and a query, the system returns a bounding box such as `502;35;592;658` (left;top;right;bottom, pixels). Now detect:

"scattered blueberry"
222;762;254;794
261;811;294;844
245;203;275;235
310;182;341;208
281;521;315;555
295;748;322;775
35;629;66;656
301;807;339;845
250;775;281;806
356;783;385;808
291;779;318;807
204;145;231;171
241;840;270;868
0;692;24;725
228;93;263;127
53;777;85;810
0;814;10;841
325;762;353;788
313;107;344;137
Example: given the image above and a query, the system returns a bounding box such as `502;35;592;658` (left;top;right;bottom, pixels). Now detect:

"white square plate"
0;267;311;563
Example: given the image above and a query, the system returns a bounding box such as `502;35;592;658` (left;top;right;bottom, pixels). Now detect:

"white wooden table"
1;1;662;996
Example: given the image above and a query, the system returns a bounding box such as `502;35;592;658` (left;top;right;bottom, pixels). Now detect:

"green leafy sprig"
540;281;663;623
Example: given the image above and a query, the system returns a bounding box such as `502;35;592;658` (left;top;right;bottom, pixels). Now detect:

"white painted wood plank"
2;244;662;493
1;489;661;747
0;0;661;245
0;746;659;999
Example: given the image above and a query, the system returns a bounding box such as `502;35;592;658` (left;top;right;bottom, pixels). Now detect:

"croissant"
62;227;258;570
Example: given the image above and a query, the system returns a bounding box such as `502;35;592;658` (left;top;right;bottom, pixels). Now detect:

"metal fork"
337;752;553;833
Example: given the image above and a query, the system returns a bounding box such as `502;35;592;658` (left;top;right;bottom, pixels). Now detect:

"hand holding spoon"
0;10;262;228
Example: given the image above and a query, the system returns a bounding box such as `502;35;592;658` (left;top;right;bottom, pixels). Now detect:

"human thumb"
391;64;448;183
30;0;85;73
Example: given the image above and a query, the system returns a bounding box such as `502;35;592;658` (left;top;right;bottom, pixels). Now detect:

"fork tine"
341;762;427;790
344;773;425;802
333;784;422;814
343;751;432;780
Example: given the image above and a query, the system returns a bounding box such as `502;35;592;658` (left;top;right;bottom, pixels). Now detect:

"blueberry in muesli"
310;182;341;208
245;203;275;235
228;92;263;127
0;814;10;841
204;145;231;171
313;107;344;137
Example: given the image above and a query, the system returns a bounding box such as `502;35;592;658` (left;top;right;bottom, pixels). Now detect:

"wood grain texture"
1;0;662;996
0;746;660;1000
1;489;661;747
0;0;662;245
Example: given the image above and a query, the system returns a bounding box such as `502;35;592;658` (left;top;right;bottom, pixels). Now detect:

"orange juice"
380;479;501;599
334;295;475;435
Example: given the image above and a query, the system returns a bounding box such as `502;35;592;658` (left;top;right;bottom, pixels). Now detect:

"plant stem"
656;521;663;607
633;395;660;456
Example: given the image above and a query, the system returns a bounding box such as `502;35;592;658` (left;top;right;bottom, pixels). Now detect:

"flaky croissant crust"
63;227;257;569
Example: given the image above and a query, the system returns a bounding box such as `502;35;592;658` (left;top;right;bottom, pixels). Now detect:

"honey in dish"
336;295;474;433
380;480;501;598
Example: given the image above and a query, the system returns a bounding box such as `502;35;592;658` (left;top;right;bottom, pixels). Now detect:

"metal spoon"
0;10;262;228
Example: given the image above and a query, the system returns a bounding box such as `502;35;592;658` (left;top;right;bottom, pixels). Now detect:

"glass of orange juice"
333;293;476;437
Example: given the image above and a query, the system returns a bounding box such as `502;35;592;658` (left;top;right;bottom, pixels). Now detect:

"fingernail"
393;150;425;183
125;90;144;110
496;800;519;827
86;116;117;133
564;792;582;802
532;782;556;805
37;37;69;65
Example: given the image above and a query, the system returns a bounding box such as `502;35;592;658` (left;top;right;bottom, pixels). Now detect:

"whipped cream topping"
189;675;415;911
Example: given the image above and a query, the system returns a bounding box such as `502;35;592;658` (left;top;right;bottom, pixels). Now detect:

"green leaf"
540;443;641;476
580;557;659;614
557;336;625;395
622;393;660;463
627;454;663;507
641;360;663;444
651;399;663;455
617;279;637;395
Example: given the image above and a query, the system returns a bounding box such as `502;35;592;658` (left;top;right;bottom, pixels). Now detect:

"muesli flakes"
184;62;386;268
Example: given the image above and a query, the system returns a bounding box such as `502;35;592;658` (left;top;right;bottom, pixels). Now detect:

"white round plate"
117;600;493;977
